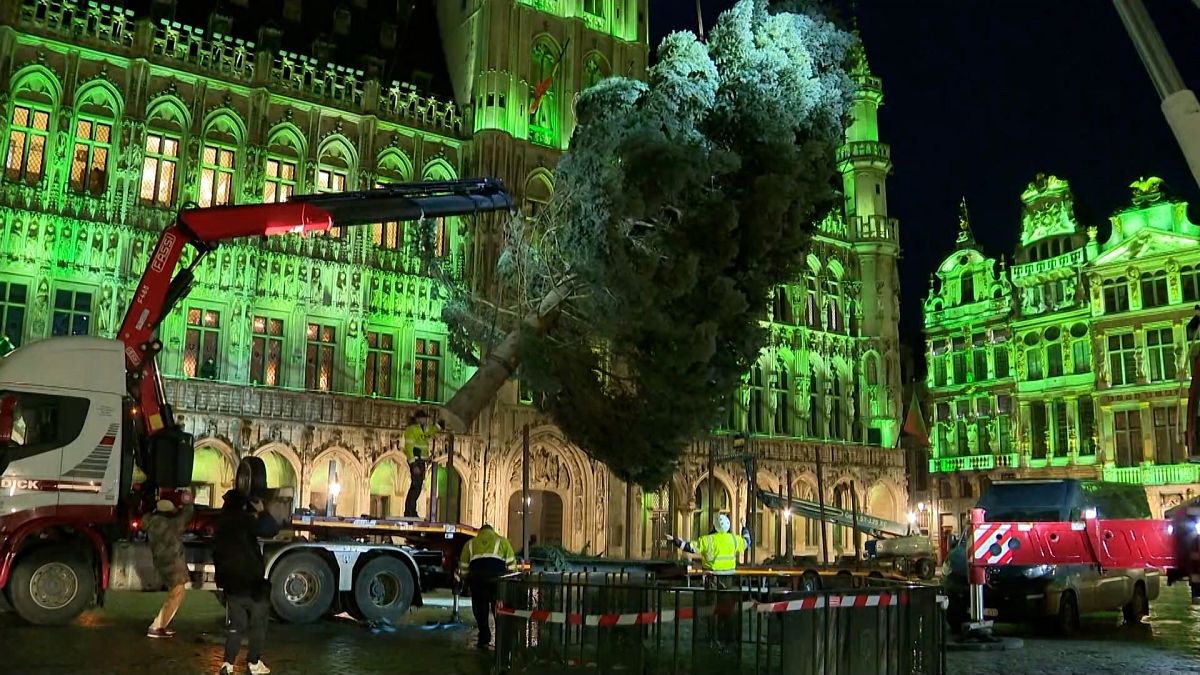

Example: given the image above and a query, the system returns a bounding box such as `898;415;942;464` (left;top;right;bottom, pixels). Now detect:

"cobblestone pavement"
4;584;1200;674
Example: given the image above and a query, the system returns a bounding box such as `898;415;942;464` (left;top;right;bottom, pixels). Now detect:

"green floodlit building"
924;173;1200;529
0;0;907;560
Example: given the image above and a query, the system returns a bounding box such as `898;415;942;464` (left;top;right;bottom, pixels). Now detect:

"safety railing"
494;573;945;675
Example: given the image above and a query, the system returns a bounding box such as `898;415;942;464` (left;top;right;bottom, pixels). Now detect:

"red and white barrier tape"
496;592;908;626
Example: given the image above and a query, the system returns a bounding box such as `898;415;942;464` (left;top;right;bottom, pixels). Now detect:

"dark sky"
650;0;1200;345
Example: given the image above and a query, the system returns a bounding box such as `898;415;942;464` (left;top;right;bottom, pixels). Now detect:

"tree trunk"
439;282;572;433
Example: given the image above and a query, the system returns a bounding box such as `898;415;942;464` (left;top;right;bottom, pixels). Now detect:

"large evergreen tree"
438;0;857;488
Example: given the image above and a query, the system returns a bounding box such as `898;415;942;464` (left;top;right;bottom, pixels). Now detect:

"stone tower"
836;44;903;444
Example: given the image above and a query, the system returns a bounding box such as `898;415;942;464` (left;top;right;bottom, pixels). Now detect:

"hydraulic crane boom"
116;178;512;486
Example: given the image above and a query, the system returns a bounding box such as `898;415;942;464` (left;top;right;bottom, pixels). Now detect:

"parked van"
944;479;1159;634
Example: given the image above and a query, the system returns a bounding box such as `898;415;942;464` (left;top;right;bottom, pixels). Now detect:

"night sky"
650;0;1200;346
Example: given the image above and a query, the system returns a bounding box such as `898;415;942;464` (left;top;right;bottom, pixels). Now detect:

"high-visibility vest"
459;528;517;573
693;531;746;574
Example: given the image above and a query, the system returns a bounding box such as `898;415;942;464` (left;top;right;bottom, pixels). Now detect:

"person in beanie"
144;489;194;638
213;489;281;675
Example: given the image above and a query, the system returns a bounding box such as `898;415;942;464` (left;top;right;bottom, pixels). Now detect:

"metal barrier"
494;574;945;675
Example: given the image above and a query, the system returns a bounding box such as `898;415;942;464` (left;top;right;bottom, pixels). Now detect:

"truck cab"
944;479;1159;634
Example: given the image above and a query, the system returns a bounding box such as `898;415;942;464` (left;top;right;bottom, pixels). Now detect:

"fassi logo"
0;477;41;490
150;231;177;272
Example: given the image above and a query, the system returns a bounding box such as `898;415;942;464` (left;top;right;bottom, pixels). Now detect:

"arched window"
960;272;974;305
829;371;844;441
315;137;355;238
773;288;793;324
826;299;842;333
807;365;822;438
69;83;120;196
141;98;187;207
805;289;818;329
582;52;610;91
263;125;304;204
529;38;561;147
372;150;413;250
692;479;731;538
771;366;792;436
748;364;766;434
4;68;59;186
524;171;553;219
198;113;243;207
422;160;456;257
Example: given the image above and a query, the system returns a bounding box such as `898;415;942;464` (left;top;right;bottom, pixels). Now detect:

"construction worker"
458;523;517;649
402;410;443;518
144;489;195;638
666;514;751;588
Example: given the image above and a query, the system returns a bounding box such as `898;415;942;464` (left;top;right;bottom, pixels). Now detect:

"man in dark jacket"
213;489;281;675
144;490;195;638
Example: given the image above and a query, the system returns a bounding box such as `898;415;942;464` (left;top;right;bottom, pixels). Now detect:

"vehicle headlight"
1022;564;1056;578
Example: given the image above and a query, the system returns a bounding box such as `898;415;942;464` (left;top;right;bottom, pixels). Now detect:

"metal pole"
814;446;829;566
1113;0;1200;190
785;469;794;558
325;459;336;517
428;437;440;522
522;424;531;564
667;476;676;560
850;480;862;562
707;440;716;533
444;434;456;522
746;452;756;565
625;480;634;558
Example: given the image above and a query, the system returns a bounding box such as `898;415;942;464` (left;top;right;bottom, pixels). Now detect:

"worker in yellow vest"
666;514;751;588
402;410;443;518
459;524;517;650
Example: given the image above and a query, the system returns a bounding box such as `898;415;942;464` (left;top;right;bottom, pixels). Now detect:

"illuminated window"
414;337;442;402
371;182;403;250
365;330;395;397
1107;333;1137;386
825;299;842;333
1102;278;1129;313
4;104;50;185
51;289;91;336
183;308;221;379
316;167;348;238
198;144;236;207
249;316;284;386
263;157;298;203
0;280;28;347
1141;271;1169;309
1153;404;1182;465
140;133;179;206
1113;409;1141;468
305;323;337;392
68;118;112;195
1146;327;1176;382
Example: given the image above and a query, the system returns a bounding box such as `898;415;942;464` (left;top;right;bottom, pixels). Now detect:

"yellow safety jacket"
459;527;517;575
403;422;437;462
689;531;747;574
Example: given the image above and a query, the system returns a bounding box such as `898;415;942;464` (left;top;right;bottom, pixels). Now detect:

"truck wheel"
1122;582;1149;625
1055;590;1080;637
352;556;415;623
7;545;95;625
915;558;936;580
269;552;335;624
235;456;268;498
800;571;822;592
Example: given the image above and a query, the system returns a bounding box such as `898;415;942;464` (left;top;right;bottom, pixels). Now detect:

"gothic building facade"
924;174;1200;530
0;0;907;562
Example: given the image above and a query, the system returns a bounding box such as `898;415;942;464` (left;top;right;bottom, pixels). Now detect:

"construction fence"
493;572;946;675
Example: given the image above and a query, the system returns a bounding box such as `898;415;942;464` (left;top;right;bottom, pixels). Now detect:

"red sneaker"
146;627;176;638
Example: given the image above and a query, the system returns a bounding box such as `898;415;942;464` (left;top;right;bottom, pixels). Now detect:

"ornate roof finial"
955;196;976;249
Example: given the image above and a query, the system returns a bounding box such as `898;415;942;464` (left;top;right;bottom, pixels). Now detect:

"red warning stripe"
496;592;907;626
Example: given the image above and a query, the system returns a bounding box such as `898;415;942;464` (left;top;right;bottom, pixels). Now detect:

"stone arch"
9;64;62;104
863;350;881;386
317;134;357;172
266;122;306;157
201;109;246;145
689;470;737;538
376;147;413;181
146;95;190;131
826;258;845;280
529;34;563;142
523;168;554;217
421;157;456;181
308;446;365;517
192;438;237;507
74;78;123;116
367;452;408;518
252;442;302;489
805;253;822;275
581;50;611;90
866;480;902;522
496;425;594;548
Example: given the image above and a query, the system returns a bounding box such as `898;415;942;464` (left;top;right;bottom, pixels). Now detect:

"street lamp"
329;481;342;498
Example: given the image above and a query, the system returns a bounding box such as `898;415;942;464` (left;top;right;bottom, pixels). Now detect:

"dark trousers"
404;458;426;517
224;594;268;664
469;575;499;643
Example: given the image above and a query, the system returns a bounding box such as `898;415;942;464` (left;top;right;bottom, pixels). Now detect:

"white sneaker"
218;664;234;675
248;661;271;675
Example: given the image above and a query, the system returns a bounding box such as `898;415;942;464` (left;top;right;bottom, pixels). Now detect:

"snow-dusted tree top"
443;0;857;487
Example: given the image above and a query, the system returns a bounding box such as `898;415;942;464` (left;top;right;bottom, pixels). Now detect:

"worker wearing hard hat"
666;514;752;588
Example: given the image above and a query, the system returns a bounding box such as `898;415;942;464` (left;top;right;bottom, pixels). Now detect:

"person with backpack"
212;489;281;675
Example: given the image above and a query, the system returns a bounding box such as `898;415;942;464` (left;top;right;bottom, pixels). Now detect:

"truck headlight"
1022;564;1056;578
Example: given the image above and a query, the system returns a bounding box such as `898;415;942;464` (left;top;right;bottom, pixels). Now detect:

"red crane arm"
115;179;512;486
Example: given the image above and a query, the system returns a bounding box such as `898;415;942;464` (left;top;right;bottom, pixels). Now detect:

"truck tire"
800;570;822;592
7;545;95;626
1054;590;1080;637
235;456;268;498
1122;582;1149;625
915;558;936;580
352;556;415;623
269;552;335;624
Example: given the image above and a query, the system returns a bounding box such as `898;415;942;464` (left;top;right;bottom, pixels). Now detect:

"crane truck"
0;178;513;625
